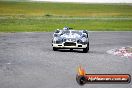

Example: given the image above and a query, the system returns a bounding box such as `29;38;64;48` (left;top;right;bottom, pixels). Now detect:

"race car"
52;27;89;53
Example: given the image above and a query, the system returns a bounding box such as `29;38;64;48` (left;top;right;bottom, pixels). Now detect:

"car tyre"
53;47;58;51
83;42;89;53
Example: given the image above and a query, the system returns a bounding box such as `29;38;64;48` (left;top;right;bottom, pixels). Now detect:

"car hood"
60;33;81;39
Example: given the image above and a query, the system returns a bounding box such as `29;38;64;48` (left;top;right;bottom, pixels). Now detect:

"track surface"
0;32;132;88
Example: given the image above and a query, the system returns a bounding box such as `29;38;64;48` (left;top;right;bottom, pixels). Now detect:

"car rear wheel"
83;43;89;53
53;47;58;51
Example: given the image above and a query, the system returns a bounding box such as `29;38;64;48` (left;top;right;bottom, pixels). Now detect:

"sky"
32;0;132;3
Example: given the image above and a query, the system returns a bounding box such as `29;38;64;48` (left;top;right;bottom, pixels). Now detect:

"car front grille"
64;42;76;46
64;38;76;42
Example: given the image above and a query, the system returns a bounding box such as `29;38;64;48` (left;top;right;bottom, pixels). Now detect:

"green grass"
0;18;132;32
0;1;132;32
0;1;132;17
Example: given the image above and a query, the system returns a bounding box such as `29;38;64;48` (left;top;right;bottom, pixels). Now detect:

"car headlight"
77;37;87;45
54;37;59;41
77;39;82;44
81;37;87;42
53;37;63;44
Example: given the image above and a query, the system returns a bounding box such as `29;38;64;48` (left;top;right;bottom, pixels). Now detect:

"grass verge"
0;1;132;32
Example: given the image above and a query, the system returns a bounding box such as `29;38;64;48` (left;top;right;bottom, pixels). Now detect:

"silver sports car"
52;27;89;53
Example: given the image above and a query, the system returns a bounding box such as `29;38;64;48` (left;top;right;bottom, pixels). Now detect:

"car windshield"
62;30;70;34
71;31;82;35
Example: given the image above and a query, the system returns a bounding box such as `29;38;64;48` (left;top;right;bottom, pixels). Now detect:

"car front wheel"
53;47;58;51
83;43;89;53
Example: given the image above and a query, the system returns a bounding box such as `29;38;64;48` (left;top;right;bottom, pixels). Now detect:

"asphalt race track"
0;32;132;88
